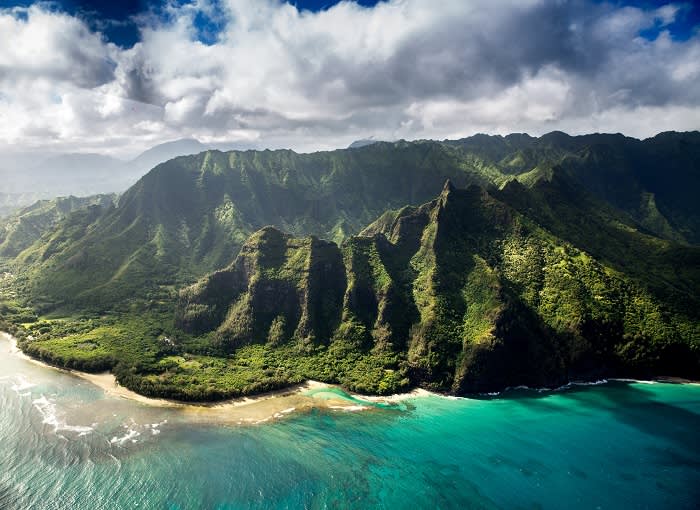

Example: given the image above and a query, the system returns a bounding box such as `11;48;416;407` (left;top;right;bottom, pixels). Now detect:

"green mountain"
4;131;699;398
174;183;698;395
15;142;495;310
0;195;116;258
446;131;700;243
14;132;700;313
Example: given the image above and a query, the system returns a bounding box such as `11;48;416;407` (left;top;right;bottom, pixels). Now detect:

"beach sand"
1;331;427;424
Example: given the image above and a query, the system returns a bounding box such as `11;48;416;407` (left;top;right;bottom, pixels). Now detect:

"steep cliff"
175;183;699;394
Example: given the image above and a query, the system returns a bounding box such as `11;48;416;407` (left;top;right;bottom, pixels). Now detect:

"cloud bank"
1;0;699;156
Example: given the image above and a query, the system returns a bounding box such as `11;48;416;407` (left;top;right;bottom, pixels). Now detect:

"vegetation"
0;194;116;258
173;182;698;395
1;131;698;399
13;131;698;311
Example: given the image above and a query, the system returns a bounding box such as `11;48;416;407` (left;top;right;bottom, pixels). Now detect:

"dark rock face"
177;227;347;350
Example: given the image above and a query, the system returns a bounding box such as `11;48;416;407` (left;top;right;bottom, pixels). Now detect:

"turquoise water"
1;336;699;509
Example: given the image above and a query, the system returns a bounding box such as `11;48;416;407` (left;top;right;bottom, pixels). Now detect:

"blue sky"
0;0;698;156
1;0;697;48
1;0;387;47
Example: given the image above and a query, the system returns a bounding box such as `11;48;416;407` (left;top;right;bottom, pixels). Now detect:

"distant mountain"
348;138;383;149
127;138;208;177
0;192;47;218
0;139;210;202
0;153;122;197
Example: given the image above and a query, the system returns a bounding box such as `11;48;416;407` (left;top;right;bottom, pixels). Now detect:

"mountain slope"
496;172;700;318
175;183;698;395
0;194;116;258
11;131;700;319
445;131;700;243
16;142;495;310
555;132;700;244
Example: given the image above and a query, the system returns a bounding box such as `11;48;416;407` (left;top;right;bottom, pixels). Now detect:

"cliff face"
176;183;699;394
176;227;346;350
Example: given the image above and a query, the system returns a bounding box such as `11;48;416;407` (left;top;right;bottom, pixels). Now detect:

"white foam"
11;375;36;394
329;405;368;412
110;428;140;445
32;395;94;436
147;419;168;435
571;379;608;386
107;453;122;469
609;378;656;384
478;379;611;397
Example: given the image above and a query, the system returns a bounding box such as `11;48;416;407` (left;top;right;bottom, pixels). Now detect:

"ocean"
1;334;699;509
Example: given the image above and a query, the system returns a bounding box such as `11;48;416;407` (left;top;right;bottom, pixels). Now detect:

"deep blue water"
1;335;699;509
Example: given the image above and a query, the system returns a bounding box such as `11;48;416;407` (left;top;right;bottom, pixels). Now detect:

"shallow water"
1;335;699;509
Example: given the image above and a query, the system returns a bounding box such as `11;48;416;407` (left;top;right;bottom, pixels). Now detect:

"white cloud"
0;0;698;158
0;5;116;87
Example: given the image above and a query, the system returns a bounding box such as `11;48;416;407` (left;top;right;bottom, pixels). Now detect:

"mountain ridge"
173;182;698;395
1;130;698;400
11;131;699;313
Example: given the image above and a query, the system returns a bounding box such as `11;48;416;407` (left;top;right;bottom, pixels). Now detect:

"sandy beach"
349;387;434;402
1;331;428;424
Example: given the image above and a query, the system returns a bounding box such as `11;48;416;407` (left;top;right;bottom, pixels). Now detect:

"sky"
0;0;699;157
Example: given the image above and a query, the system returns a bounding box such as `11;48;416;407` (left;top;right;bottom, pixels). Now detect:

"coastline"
1;331;428;424
6;331;695;423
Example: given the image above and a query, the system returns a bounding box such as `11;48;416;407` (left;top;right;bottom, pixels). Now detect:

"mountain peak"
441;179;455;194
130;138;208;174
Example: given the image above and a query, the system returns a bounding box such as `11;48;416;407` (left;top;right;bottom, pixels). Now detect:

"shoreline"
1;331;428;424
4;331;697;422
